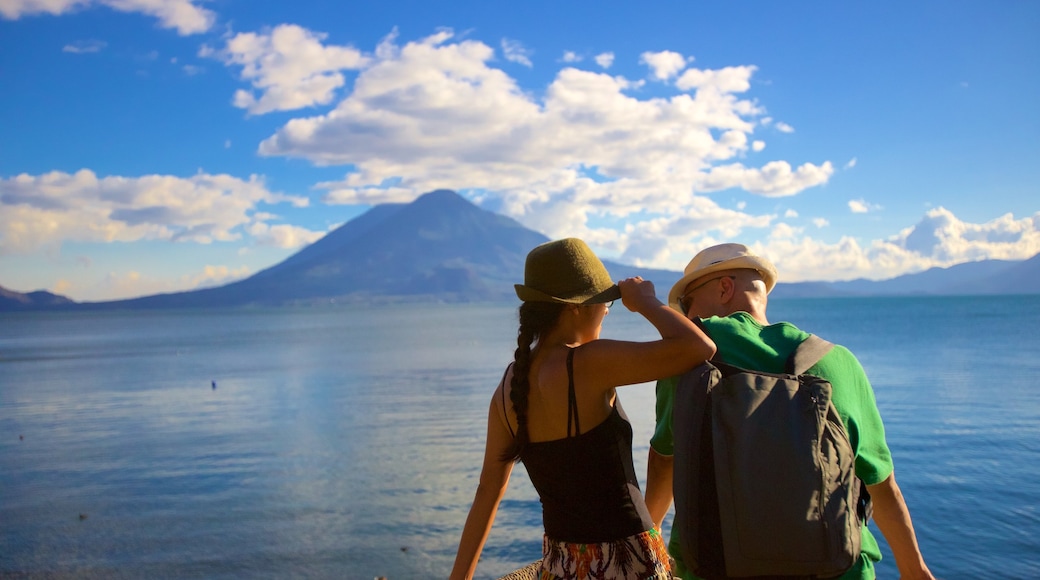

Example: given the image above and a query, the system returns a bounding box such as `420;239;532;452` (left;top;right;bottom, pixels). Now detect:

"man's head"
668;243;777;321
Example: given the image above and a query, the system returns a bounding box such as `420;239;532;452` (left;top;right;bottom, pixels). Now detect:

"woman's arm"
449;392;516;580
578;277;715;389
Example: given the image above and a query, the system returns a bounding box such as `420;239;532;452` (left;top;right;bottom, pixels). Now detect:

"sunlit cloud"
594;52;614;69
0;0;216;35
202;24;369;115
226;27;847;275
640;50;688;80
763;208;1040;282
774;121;795;133
0;169;314;254
849;198;881;213
675;65;755;93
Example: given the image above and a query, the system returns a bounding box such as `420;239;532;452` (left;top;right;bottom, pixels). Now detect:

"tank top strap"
566;347;580;437
498;363;516;438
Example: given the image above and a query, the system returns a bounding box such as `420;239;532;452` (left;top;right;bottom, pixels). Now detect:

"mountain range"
2;190;1037;311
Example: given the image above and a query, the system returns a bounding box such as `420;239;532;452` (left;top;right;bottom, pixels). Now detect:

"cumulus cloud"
893;207;1040;263
699;161;834;197
848;198;881;213
0;169;316;254
774;121;795;133
561;51;581;63
760;208;1040;283
640;50;688;80
203;24;369;115
0;0;215;35
595;52;614;69
675;65;755;93
229;28;843;272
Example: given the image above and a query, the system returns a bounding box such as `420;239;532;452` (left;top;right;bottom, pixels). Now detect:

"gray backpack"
672;334;871;579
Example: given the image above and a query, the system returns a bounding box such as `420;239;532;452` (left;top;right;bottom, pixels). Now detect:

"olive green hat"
514;238;621;304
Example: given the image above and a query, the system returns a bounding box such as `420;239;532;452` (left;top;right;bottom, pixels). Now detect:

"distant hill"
0;285;75;311
1;189;1037;311
771;253;1040;298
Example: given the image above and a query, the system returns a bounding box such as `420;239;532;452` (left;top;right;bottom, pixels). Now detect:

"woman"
450;238;716;580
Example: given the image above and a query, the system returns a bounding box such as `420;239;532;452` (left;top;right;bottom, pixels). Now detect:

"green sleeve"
650;375;679;456
812;345;894;486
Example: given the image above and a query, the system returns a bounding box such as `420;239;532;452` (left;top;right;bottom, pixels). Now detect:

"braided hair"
502;301;566;462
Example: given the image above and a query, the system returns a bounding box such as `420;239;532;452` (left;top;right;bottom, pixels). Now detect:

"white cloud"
845;157;857;169
63;39;106;53
501;38;533;67
848;198;881;213
812;217;829;228
0;169;313;254
893;207;1040;263
240;28;841;273
0;0;215;35
757;208;1040;283
784;209;798;218
775;121;795;133
561;51;581;63
595;52;614;69
699;161;834;197
640;50;688;80
205;24;370;115
752;140;765;152
675;65;755;93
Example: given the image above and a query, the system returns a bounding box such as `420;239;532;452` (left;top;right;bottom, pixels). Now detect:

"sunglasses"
677;275;734;313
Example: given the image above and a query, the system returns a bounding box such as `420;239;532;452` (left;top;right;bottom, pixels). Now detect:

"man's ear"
718;274;737;302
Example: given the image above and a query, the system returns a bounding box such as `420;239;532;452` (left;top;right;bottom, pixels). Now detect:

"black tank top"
502;348;655;543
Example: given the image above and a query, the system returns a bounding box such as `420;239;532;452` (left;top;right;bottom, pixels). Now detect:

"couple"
450;238;935;580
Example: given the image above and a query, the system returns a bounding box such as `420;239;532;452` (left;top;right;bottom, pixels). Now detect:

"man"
645;243;935;580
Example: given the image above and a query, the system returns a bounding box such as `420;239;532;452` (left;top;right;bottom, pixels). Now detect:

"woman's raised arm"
576;277;715;391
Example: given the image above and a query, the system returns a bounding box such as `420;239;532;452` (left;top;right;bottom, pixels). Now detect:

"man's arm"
867;472;935;580
645;447;675;529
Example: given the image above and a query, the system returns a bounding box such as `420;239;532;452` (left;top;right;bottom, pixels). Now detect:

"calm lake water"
1;296;1038;579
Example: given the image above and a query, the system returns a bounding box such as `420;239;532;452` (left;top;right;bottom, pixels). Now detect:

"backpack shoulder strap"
786;334;835;375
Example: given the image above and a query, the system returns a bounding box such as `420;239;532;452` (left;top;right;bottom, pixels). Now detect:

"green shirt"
651;312;894;580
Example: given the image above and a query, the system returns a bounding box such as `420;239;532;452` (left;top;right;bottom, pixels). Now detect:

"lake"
1;296;1038;579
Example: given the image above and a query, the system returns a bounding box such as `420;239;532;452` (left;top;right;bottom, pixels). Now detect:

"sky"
1;1;1038;301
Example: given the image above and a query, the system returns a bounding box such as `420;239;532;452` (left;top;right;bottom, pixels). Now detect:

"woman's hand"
618;276;660;312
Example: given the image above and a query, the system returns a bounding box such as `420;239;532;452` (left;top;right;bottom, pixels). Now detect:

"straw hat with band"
667;243;778;311
514;238;621;305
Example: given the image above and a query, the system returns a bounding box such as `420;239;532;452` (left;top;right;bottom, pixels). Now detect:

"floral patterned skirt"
537;528;671;580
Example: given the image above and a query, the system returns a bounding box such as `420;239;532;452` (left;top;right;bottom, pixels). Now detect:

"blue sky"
1;0;1037;301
